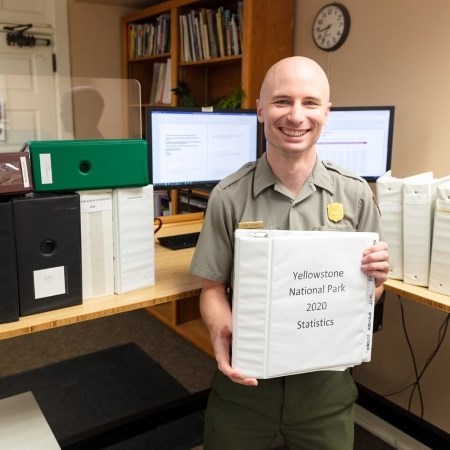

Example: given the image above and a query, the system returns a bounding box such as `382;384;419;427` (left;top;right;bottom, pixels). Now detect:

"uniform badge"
327;203;344;222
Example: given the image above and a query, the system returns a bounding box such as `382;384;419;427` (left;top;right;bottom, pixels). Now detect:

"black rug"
0;343;205;449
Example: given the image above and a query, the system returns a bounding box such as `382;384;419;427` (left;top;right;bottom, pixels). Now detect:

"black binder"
0;201;20;323
13;193;83;316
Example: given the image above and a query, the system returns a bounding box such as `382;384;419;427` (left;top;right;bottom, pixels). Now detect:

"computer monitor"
146;106;262;190
316;106;395;182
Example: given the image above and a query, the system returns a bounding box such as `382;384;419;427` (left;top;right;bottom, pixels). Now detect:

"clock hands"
318;24;331;44
318;24;331;32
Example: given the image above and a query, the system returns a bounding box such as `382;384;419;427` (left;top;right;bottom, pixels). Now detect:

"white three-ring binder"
232;229;378;379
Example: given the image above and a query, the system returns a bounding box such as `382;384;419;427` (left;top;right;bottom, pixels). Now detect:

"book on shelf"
128;13;170;59
162;58;172;104
216;7;225;57
179;14;191;62
199;8;210;59
149;58;172;105
178;3;243;63
206;8;218;58
188;10;202;61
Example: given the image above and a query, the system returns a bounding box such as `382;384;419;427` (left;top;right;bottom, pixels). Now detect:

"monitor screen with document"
316;106;395;182
146;106;262;190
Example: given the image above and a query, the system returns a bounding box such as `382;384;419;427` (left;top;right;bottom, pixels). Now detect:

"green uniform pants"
203;369;357;450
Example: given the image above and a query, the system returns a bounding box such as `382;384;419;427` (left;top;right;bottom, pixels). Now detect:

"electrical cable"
396;296;424;416
408;310;449;417
381;296;450;419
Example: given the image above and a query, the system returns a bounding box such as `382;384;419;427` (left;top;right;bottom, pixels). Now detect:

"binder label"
39;153;53;184
33;266;66;299
19;156;30;188
80;192;112;213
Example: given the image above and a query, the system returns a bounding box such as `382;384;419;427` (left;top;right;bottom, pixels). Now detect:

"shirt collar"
312;159;335;195
253;153;336;197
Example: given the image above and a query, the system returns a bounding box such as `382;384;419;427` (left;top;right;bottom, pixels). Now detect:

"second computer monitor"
317;106;395;182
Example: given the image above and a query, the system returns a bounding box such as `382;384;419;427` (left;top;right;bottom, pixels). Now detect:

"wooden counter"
384;279;450;313
2;215;447;356
0;219;203;341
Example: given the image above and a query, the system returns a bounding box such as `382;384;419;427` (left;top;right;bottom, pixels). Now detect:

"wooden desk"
0;220;203;341
384;279;450;313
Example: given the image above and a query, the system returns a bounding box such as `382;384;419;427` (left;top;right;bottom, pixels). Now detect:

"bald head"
259;56;330;105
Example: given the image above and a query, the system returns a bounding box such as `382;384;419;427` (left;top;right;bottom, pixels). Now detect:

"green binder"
26;139;149;192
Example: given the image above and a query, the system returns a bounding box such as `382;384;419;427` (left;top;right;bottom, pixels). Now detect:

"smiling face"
257;57;331;160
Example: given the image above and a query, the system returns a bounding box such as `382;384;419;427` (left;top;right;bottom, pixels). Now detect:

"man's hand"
212;324;258;386
200;279;258;387
361;240;390;288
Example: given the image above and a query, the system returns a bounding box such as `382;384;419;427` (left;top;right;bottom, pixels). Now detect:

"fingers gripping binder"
232;229;378;379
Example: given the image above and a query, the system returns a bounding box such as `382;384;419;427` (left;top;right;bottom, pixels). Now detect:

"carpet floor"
0;309;394;449
0;342;205;449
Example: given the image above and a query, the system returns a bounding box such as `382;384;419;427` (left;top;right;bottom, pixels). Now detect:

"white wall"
67;0;136;78
294;0;450;434
294;0;450;179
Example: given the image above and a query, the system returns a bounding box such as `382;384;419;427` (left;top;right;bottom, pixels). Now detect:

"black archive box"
13;193;82;316
0;201;20;323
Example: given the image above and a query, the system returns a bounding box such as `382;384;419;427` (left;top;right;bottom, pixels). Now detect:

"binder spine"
232;230;272;378
428;184;450;295
362;235;379;362
376;175;404;280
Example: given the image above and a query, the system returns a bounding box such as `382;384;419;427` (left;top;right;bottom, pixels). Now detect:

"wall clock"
312;3;351;51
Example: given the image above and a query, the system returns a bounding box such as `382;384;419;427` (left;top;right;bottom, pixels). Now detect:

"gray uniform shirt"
190;153;382;286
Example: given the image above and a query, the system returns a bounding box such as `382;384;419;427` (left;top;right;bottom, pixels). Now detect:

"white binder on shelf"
376;171;433;280
79;190;114;300
403;175;450;287
232;229;378;379
112;185;155;294
428;182;450;296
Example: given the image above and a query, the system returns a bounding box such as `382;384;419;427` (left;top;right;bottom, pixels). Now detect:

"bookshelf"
122;0;294;124
122;0;294;216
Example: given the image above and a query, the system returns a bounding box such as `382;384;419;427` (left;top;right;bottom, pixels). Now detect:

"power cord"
381;296;450;418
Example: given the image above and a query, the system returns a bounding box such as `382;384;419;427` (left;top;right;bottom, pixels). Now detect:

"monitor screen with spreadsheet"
316;106;395;182
146;106;262;190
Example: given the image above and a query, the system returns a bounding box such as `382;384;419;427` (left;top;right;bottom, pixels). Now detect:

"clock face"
313;3;350;51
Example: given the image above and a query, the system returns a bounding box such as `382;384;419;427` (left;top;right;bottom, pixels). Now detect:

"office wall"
67;0;135;78
294;0;450;179
66;1;139;138
294;0;450;433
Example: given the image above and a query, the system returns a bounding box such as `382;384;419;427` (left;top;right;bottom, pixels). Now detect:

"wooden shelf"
178;55;242;67
0;221;203;341
384;279;450;312
121;0;294;109
178;319;213;358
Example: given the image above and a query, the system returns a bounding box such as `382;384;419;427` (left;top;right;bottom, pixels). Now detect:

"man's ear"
323;101;332;124
256;99;264;123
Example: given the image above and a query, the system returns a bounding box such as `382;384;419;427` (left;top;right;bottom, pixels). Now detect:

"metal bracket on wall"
3;23;51;47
